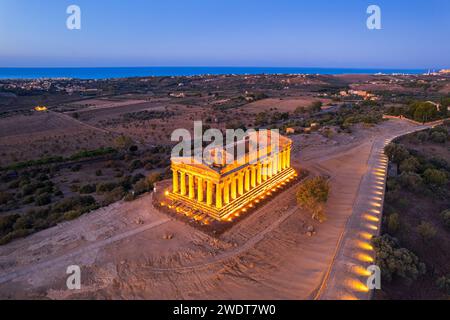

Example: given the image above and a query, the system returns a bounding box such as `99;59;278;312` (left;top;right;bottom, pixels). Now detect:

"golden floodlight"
357;253;374;263
360;232;373;240
352;265;372;277
346;279;369;293
365;223;378;231
364;214;380;222
34;106;48;112
370;202;382;208
356;240;374;251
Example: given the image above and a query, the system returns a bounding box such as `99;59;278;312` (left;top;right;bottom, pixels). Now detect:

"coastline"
0;66;430;80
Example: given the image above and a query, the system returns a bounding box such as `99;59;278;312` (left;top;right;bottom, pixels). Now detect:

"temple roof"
171;133;292;179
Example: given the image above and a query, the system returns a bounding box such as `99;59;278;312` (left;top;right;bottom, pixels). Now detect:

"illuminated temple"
166;133;297;222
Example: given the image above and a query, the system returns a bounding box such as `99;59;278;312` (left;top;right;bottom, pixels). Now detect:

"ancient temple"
166;132;297;221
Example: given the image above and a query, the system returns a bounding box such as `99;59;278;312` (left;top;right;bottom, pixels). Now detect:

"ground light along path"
314;123;430;300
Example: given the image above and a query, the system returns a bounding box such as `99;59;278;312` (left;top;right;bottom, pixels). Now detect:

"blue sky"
0;0;449;68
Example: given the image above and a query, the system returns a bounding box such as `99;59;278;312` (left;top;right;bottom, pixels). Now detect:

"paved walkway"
314;124;429;300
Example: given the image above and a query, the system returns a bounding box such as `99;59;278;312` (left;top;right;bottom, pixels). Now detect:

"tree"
436;275;450;294
430;131;447;143
384;143;410;164
409;101;438;123
416;131;428;142
416;221;437;242
371;234;426;284
423;168;448;186
307;101;323;113
440;210;450;229
399;156;420;173
397;172;423;192
296;176;330;222
114;135;133;150
387;213;400;233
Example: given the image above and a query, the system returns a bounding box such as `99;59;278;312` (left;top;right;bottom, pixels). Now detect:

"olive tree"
296;176;330;222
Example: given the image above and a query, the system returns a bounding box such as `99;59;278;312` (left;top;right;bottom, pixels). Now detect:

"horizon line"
0;65;439;70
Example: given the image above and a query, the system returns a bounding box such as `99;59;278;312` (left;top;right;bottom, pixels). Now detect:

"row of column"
172;147;291;209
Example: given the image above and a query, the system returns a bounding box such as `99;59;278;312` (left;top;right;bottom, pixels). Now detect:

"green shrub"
399;156;420;173
0;192;13;205
102;187;125;206
133;178;152;195
13;216;33;230
423;168;448;186
52;195;96;213
0;214;20;237
23;195;35;204
436;275;450;294
79;184;96;194
96;182;117;194
372;234;426;284
387;213;400;233
0;229;32;245
71;164;82;172
416;221;437;242
430;131;447;144
440;210;450;229
35;193;51;206
123;193;136;202
397;172;423;192
129;159;143;171
63;210;82;221
384;143;410;164
417;131;429;142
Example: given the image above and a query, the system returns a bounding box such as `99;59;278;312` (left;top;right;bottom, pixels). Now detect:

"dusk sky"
0;0;449;68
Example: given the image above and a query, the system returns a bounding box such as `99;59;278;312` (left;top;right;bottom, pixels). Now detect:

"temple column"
188;174;195;199
245;169;250;192
257;162;262;184
268;159;273;178
172;169;179;193
251;166;256;188
272;154;278;175
278;152;282;171
287;147;291;168
224;180;230;204
231;176;237;200
180;171;186;196
238;172;244;195
206;180;213;206
216;182;223;209
197;177;204;203
283;150;287;169
262;162;268;181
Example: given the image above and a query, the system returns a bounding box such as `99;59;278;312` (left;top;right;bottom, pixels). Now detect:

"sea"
0;67;429;80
